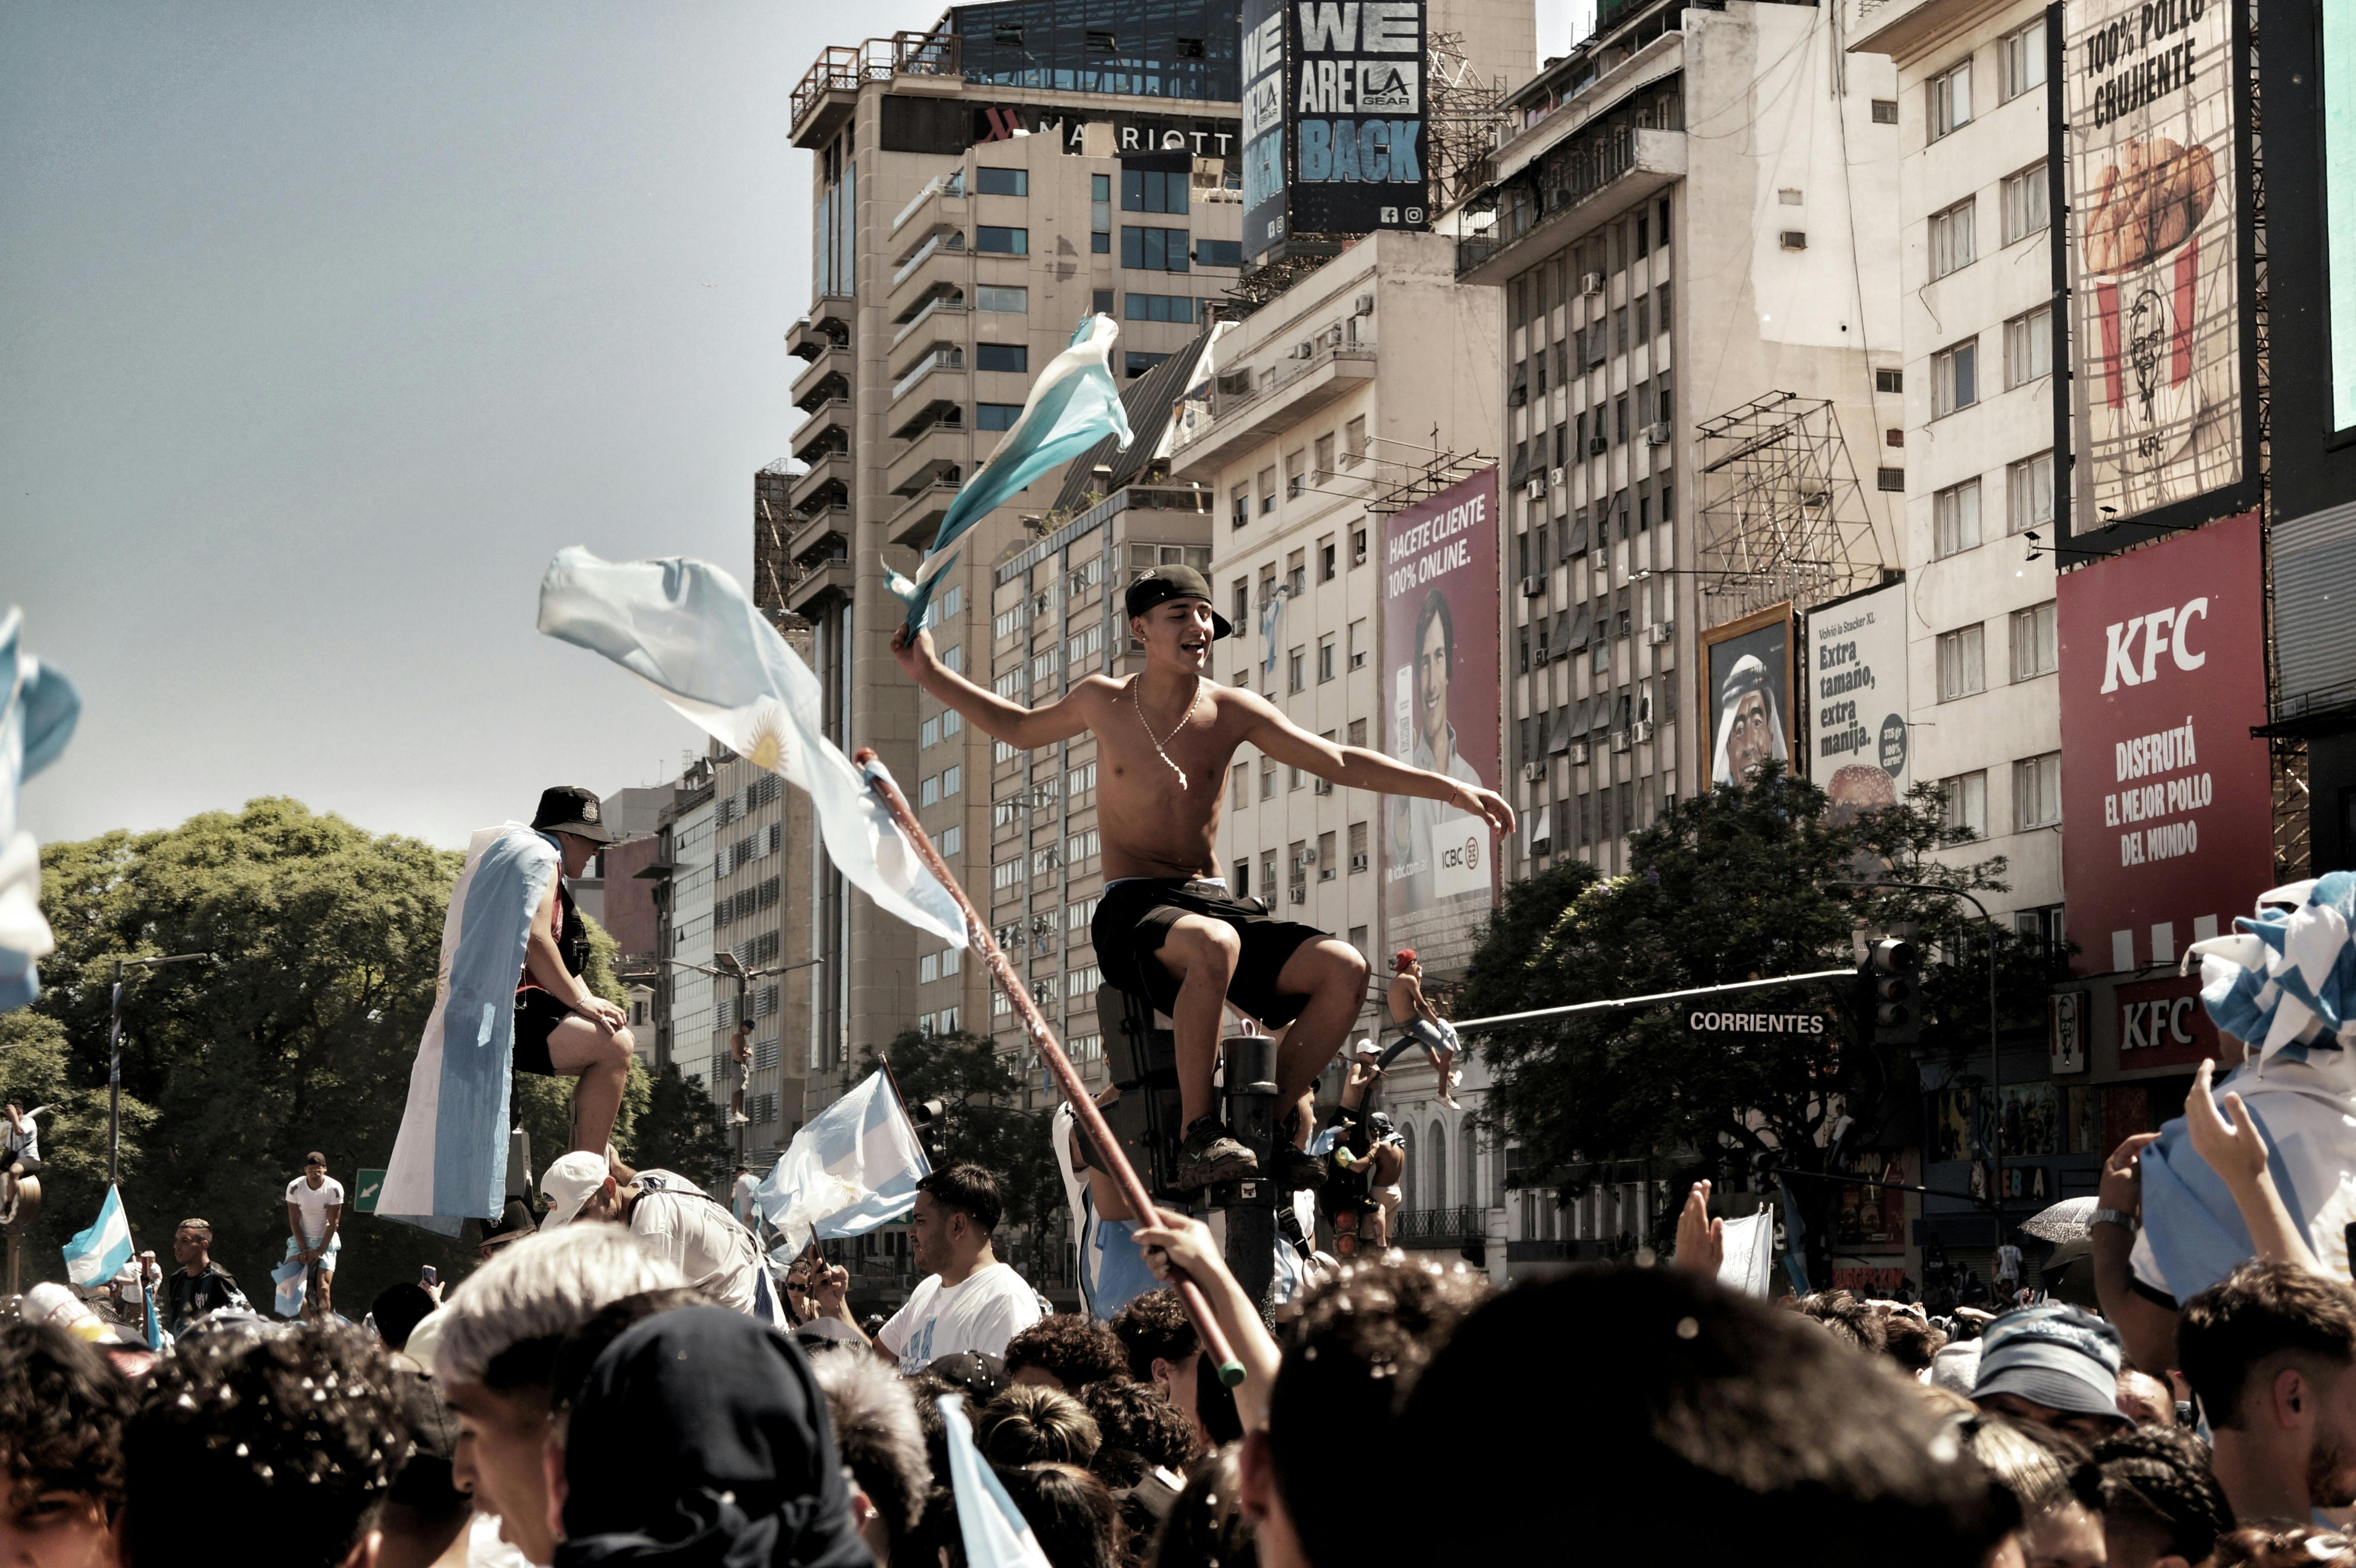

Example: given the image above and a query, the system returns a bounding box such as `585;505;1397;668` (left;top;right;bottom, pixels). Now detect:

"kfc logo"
2099;597;2210;693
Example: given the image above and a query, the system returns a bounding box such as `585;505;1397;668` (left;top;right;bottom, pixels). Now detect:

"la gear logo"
2099;597;2210;693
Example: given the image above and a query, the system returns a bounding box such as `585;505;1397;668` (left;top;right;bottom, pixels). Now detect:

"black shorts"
512;988;569;1077
1090;878;1327;1028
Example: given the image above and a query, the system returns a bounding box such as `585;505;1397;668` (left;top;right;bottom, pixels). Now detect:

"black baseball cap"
532;785;614;844
1124;566;1231;639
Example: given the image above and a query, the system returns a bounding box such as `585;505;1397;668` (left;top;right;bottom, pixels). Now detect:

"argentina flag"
62;1185;132;1288
756;1068;931;1249
891;314;1134;632
538;549;966;947
0;608;81;1013
938;1394;1056;1568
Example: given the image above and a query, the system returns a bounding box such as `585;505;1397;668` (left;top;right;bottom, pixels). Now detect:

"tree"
1457;764;2055;1287
864;1029;1060;1272
630;1063;731;1186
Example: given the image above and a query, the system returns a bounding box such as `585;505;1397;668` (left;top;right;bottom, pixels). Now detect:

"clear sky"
3;0;1588;852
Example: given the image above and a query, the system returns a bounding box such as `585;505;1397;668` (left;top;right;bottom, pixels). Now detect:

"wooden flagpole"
855;749;1244;1384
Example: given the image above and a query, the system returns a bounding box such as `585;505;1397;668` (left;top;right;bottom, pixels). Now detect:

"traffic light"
1862;937;1920;1046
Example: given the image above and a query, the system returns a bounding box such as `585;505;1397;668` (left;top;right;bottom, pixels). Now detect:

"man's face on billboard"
1728;689;1774;777
1417;616;1450;745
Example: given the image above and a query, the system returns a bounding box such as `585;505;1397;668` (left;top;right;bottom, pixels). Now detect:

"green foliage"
630;1062;732;1187
0;1009;156;1280
1460;765;2055;1283
863;1028;1059;1261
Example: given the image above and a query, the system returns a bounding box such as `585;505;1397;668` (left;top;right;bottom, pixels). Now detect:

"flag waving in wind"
891;314;1133;633
538;550;966;947
63;1185;132;1289
1;608;81;1013
756;1068;931;1249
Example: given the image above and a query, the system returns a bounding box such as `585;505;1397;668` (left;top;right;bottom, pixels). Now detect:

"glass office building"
949;0;1241;101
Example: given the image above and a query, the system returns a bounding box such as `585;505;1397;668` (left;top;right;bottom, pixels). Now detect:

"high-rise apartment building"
777;3;1250;1112
1455;0;1902;879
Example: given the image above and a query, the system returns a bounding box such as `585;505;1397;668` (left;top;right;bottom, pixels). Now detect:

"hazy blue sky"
4;0;1587;851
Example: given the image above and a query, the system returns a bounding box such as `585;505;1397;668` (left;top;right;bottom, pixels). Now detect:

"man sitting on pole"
893;564;1514;1189
513;786;637;1160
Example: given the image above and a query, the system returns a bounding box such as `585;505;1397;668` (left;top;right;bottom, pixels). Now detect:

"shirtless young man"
892;564;1514;1190
1386;949;1462;1110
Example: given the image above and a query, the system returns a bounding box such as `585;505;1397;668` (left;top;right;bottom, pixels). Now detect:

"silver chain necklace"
1131;674;1201;789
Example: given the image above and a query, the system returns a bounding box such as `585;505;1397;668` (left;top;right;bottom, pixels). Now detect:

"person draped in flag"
892;564;1514;1190
513;785;638;1161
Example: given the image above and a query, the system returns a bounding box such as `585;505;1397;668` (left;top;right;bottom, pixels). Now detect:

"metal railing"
1393;1206;1486;1246
790;32;960;135
891;229;966;289
892;348;963;402
892;294;968;348
1176;345;1375;447
892;169;966;234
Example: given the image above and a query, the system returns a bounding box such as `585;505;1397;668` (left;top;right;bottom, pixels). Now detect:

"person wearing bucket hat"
892;563;1514;1191
1972;1302;2131;1440
513;784;638;1162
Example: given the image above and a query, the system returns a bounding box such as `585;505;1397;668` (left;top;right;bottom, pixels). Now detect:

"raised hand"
1672;1179;1724;1278
2185;1057;2270;1190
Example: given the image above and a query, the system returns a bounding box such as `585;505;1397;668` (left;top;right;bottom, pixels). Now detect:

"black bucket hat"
1124;565;1232;639
532;785;614;844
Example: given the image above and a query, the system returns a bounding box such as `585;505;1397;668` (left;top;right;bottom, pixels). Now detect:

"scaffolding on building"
1692;393;1885;626
1359;430;1494;516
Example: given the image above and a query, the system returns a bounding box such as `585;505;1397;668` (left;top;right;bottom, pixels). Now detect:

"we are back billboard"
1238;0;1430;256
2057;511;2273;975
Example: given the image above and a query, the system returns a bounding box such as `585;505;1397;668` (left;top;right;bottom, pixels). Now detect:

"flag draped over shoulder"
63;1185;131;1288
0;608;80;1012
938;1394;1056;1568
2136;872;2356;1300
538;549;966;947
379;824;560;1236
890;315;1134;633
757;1069;931;1248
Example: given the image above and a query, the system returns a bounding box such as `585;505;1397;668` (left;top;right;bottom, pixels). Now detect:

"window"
2016;904;2067;953
2001;164;2050;244
1317;831;1336;880
1318;635;1336;682
1260;760;1276;800
1314;436;1335;483
1933;339;1978;417
2008;452;2055;534
1196;238;1244;268
1929;199;1975;280
1876;368;1904;394
1124;293;1195;323
993;859;1022;890
975;342;1028;373
1092;288;1113;313
2001;18;2047;100
1349;820;1368;871
920;774;940;807
2011;602;2058;680
1348;620;1366;669
1125;351;1171;378
977;402;1022;431
1936;623;1986;701
1933;480;1981;558
1929;59;1972;140
1231;764;1248;808
942;765;962;797
1288;648;1305;692
1871;98;1899;124
2016;752;2063;829
1878;466;1907;491
1121;168;1189;213
1343;416;1366;467
1230;490;1249;530
1656;281;1672;337
941;824;962;856
1351;528;1367;566
974;166;1028;196
975;225;1028;255
920;716;939;749
1347;718;1367;747
1942;771;1989;839
1258;467;1276;513
2005;307;2052;387
1121;226;1190;272
1286;549;1306;595
976;284;1028;313
1091;174;1111;254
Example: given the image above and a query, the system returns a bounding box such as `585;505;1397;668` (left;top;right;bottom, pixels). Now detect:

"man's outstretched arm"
1235;691;1516;836
891;624;1096;750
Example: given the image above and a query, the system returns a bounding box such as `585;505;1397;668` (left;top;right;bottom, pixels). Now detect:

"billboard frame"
2049;0;2264;560
1697;601;1798;790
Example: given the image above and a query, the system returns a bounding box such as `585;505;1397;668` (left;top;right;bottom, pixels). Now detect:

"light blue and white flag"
538;550;966;947
890;315;1134;633
937;1393;1055;1568
757;1069;931;1248
378;824;560;1236
0;608;81;1013
271;1260;307;1318
63;1185;132;1288
1259;588;1286;674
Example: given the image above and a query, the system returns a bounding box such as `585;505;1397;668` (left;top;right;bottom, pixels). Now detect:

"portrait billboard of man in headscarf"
1711;650;1790;786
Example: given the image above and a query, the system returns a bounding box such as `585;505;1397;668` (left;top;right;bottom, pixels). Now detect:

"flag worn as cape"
379;824;560;1236
63;1185;132;1288
890;315;1134;633
538;549;966;947
0;608;80;1012
757;1069;932;1248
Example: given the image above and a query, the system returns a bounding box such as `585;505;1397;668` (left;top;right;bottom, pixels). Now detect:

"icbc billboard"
2057;511;2273;976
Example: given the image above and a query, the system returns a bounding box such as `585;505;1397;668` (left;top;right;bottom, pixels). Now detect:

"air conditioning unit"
1582;271;1605;295
1647;622;1674;645
1352;292;1375;316
1549;466;1567;489
1287;885;1307;904
1526;476;1546;499
1631;720;1655;743
1587;437;1609;456
1612;729;1633;753
1300;846;1318;864
1780;231;1808;250
1568;741;1590;765
1521;574;1546;596
1313;777;1334;796
1295;341;1317;359
1324;323;1345;347
1349;852;1369;871
1647;421;1673;445
1520;762;1546;783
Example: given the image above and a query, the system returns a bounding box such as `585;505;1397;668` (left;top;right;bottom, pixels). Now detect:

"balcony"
889;233;968;314
890;424;968;498
890;478;961;548
892;294;969;350
786;305;852;363
788;509;848;566
793;367;851;417
791;344;853;408
791;402;851;462
788;451;853;515
1393;1205;1488;1250
891;346;964;405
1457;127;1686;286
789;31;960;150
891;171;968;237
784;554;854;613
1166;346;1376;477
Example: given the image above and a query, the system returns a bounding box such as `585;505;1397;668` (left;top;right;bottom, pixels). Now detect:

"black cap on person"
532;785;614;844
1123;565;1232;639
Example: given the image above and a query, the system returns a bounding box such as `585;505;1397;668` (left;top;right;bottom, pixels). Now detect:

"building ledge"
1166;348;1376;477
1457;128;1685;285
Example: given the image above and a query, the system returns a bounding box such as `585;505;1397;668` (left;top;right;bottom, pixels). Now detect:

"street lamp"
1827;881;2006;1249
660;955;826;1162
108;952;213;1184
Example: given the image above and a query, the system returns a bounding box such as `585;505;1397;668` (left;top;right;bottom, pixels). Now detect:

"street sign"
352;1168;386;1214
1683;1009;1833;1037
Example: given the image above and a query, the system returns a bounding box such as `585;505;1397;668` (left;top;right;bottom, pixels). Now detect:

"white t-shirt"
1994;1243;2023;1281
627;1169;766;1317
876;1261;1043;1373
285;1177;345;1243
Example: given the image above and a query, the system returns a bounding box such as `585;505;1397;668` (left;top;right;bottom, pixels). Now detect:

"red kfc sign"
2115;975;2240;1070
2058;512;2274;976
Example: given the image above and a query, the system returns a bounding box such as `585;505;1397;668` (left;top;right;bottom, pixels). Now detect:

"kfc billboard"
1382;466;1500;975
2057;511;2273;976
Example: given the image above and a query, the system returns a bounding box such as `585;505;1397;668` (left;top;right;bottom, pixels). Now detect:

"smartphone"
419;1265;438;1287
